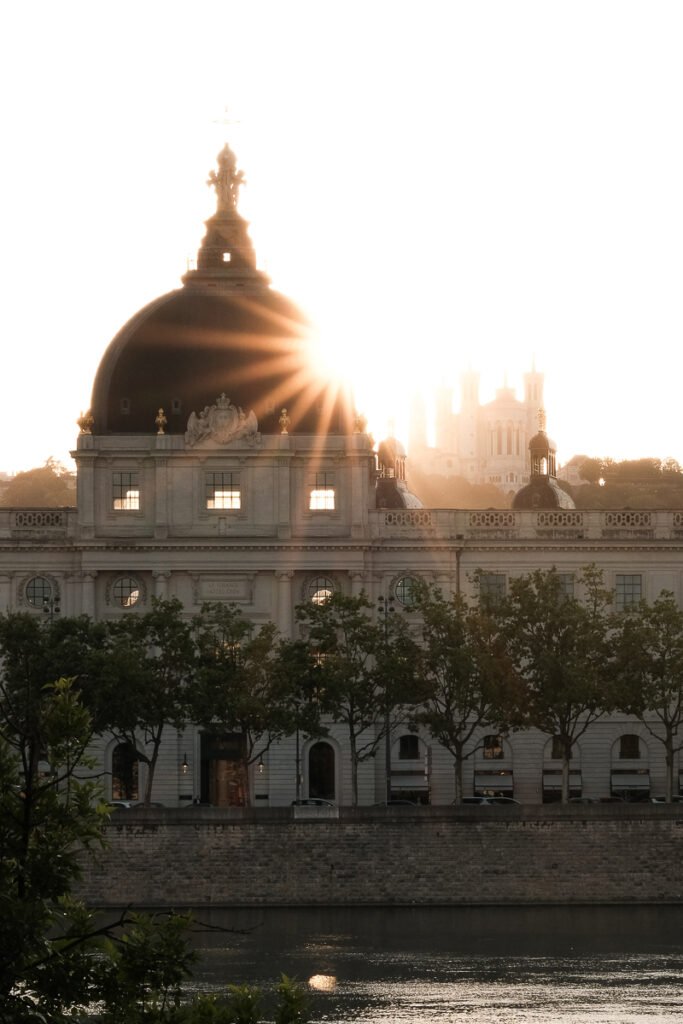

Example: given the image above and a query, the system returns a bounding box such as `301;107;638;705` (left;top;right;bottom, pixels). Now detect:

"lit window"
308;576;335;605
394;575;419;607
399;734;420;760
113;472;140;510
619;734;640;759
616;574;642;611
112;742;139;801
26;575;53;609
483;735;504;760
310;473;335;510
113;576;141;608
206;472;241;509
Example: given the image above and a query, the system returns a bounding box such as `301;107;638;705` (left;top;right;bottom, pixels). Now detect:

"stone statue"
279;408;290;434
207;144;245;212
156;408;167;435
77;410;94;434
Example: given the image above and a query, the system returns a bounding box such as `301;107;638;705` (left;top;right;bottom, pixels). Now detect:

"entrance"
308;741;335;801
200;733;246;807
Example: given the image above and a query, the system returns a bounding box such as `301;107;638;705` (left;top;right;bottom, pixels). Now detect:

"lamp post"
42;592;60;623
377;592;395;804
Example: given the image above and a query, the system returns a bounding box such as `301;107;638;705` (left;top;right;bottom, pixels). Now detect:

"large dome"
89;145;354;436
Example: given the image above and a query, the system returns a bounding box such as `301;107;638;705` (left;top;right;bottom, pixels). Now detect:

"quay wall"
75;805;683;907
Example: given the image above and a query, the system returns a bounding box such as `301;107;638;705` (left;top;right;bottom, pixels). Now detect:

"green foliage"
191;603;297;806
296;592;419;805
96;911;197;1022
0;458;76;508
498;566;614;802
410;582;519;802
612;591;683;801
95;598;195;804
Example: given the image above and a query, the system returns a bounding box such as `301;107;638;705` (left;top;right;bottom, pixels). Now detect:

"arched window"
26;575;54;609
111;742;139;801
308;741;335;801
398;734;420;760
619;734;641;759
307;576;335;605
394;575;419;607
113;576;141;608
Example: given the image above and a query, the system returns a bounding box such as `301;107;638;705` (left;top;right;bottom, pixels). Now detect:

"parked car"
106;799;139;810
373;799;419;806
460;796;520;806
650;796;683;803
291;798;336;808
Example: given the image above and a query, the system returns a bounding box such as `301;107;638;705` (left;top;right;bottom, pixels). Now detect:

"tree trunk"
350;730;358;806
665;733;674;803
561;737;572;804
453;747;464;804
144;738;161;806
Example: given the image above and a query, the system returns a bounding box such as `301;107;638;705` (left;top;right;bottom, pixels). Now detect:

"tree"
0;457;76;507
96;598;195;805
411;583;518;804
499;567;614;803
191;603;302;807
296;592;417;806
612;592;683;802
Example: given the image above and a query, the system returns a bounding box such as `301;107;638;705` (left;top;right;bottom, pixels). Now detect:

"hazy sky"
1;1;682;474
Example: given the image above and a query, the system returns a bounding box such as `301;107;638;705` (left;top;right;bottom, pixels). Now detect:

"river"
179;905;683;1022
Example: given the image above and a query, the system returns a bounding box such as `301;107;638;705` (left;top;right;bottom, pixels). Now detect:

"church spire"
182;144;267;289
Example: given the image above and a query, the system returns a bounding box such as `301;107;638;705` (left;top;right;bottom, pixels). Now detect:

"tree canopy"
0;458;76;507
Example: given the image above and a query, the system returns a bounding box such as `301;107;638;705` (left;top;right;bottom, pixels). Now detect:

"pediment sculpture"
185;394;259;447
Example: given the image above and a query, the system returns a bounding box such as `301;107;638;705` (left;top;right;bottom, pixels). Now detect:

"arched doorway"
308;741;335;801
111;742;139;801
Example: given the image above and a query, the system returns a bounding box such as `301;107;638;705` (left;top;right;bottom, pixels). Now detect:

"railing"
369;508;683;541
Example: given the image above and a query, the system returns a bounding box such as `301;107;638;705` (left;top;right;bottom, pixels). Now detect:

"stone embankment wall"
76;805;683;907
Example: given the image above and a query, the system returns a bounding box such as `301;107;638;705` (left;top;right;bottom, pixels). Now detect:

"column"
275;570;294;637
153;570;170;599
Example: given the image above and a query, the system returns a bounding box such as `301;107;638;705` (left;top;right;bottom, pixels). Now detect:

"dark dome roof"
90;286;353;435
89;144;354;436
512;477;575;510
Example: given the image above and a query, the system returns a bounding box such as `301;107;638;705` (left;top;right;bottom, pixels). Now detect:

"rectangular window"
309;472;335;511
619;735;640;759
206;472;241;510
557;573;575;599
616;573;642;611
478;573;506;605
112;472;140;510
399;735;420;760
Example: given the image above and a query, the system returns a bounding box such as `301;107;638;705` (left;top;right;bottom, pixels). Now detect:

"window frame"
615;573;642;611
112;471;140;511
205;470;242;511
309;471;336;512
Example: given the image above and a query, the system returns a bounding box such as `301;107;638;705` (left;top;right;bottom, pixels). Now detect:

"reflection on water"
180;906;683;1022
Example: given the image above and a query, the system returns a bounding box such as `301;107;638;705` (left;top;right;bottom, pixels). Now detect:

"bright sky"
1;1;682;475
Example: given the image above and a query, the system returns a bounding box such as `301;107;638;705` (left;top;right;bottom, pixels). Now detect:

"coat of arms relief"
184;394;260;447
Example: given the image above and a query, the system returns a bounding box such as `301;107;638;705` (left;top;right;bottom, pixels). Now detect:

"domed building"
90;144;354;439
1;144;683;812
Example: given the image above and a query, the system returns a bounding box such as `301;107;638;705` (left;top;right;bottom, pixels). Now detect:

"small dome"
512;477;575;510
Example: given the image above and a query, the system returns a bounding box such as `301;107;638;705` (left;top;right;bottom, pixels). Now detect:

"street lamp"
42;593;60;622
377;592;395;804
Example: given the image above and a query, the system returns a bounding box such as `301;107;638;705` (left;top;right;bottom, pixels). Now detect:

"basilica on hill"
1;143;682;808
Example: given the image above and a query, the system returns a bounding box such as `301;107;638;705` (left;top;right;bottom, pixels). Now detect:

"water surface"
181;906;683;1022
